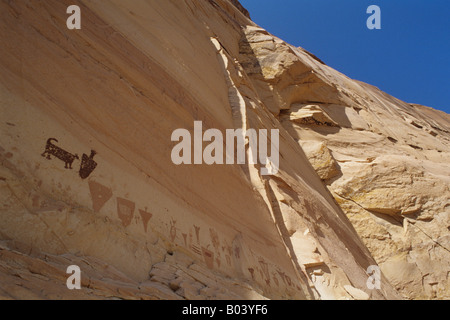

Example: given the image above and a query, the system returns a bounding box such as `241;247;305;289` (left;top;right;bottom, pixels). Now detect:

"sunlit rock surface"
1;0;448;300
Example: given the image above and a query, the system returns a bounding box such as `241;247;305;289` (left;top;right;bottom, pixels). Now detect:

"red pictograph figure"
139;208;153;233
117;197;135;227
194;225;201;243
170;219;177;242
88;180;112;213
202;246;215;269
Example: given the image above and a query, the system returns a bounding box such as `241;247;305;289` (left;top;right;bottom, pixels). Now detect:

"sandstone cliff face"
0;0;446;300
238;26;450;299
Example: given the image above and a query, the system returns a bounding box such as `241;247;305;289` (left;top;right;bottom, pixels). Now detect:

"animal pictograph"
41;138;79;169
41;138;98;177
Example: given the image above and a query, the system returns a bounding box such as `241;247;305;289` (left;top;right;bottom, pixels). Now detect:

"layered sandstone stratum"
0;0;448;300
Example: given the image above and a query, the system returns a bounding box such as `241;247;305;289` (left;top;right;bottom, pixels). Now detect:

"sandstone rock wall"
1;0;446;300
237;25;449;299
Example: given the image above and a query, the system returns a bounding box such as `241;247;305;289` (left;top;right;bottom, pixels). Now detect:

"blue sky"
240;0;450;114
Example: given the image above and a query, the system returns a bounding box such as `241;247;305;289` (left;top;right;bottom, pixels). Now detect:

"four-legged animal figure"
41;138;79;169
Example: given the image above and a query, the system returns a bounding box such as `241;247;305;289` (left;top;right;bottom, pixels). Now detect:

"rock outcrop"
238;25;450;299
0;0;447;300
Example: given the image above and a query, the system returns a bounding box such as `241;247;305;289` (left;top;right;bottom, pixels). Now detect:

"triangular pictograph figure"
79;150;97;179
139;209;153;233
117;197;135;227
88;180;113;213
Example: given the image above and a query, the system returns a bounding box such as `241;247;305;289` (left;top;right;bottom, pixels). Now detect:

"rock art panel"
88;180;113;213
